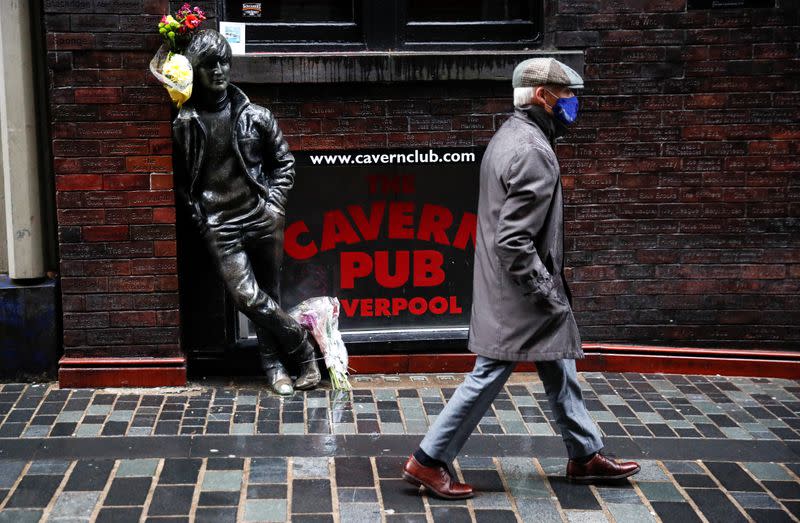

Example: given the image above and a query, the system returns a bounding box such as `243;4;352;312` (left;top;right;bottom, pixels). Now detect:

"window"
220;0;543;52
222;1;363;50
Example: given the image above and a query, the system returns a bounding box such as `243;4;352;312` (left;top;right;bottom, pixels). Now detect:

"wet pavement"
0;372;798;522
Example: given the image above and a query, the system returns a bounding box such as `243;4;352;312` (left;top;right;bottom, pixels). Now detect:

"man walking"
402;58;640;499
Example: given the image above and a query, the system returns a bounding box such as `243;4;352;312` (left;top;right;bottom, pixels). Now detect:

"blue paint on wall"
0;275;60;378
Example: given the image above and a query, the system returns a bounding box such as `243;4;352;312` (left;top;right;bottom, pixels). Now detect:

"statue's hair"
185;29;232;68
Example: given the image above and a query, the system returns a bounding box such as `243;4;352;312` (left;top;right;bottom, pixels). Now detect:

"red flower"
184;14;201;29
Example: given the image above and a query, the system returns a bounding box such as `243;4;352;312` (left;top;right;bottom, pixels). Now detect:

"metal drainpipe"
0;0;46;280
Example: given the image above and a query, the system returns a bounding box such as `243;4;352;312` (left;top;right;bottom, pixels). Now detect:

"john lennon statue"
172;29;320;395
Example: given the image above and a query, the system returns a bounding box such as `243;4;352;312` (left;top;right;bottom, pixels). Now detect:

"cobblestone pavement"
0;372;798;522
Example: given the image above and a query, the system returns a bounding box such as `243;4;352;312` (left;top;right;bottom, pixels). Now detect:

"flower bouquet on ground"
288;297;352;391
149;3;206;108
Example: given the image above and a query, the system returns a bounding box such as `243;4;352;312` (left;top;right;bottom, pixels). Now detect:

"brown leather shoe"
567;453;640;483
402;456;474;499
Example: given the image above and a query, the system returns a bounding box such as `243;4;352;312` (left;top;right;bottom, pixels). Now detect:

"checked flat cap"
512;57;584;89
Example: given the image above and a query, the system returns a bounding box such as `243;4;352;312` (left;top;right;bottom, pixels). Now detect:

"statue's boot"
289;333;321;390
260;347;293;396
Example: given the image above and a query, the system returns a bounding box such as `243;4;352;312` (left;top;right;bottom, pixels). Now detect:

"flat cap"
512;58;583;89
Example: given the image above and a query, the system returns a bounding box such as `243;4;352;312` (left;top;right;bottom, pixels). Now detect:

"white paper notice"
219;22;246;55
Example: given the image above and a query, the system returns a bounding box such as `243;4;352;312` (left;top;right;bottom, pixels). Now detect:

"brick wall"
45;0;798;360
552;1;799;348
46;0;181;359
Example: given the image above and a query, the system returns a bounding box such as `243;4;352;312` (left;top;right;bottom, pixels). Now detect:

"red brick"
131;258;177;275
122;86;168;104
125;122;172;139
300;135;346;150
61;276;108;294
148;139;172;155
100;104;169;121
130;225;174;241
685;94;728;109
386;133;432;148
342;134;388;149
126;156;172;173
82;225;128;242
749;141;791;155
94;32;151;50
103;174;150;190
150;174;173;189
62;295;86;311
86;328;133;346
53;139;101;157
132;293;178;310
769;156;800;171
120;51;155;69
74;122;126;139
108;276;156;293
73;51;122;69
156;310;180;326
153;240;177;257
63;312;109;329
57;209;105;225
110;311;157;327
155;275;179;291
63;329;87;347
152;207;176;224
105;208;153;224
144;0;169;14
85;294;134;311
95;69;153;86
51;33;94;50
100;139;151;156
83;260;131;276
133;327;179;344
74;87;121;104
56;174;103;191
126;190;174;207
754;43;796;60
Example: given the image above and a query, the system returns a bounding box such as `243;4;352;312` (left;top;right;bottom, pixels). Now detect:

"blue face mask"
546;90;579;126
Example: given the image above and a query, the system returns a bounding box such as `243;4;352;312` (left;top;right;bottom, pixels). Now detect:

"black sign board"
274;148;483;341
688;0;774;8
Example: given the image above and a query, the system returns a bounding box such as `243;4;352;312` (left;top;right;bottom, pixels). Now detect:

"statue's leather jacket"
172;84;295;219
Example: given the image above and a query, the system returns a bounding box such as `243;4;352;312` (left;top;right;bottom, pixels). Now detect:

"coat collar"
514;105;562;146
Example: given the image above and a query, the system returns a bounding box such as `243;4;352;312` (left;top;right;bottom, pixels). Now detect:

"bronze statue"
172;29;320;395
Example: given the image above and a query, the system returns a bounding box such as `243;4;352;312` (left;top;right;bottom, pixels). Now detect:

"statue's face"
195;55;230;94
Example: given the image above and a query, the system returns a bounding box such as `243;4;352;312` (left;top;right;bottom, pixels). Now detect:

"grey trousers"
419;356;604;463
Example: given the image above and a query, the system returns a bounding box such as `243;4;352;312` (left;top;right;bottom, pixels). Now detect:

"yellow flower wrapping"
149;46;194;109
161;53;193;108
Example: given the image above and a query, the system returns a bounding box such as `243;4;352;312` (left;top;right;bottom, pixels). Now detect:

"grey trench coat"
468;106;583;362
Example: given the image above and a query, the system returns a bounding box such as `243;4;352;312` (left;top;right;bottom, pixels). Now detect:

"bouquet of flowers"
149;4;206;108
288;297;351;391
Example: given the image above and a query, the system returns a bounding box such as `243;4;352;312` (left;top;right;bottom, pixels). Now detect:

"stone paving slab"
0;372;798;522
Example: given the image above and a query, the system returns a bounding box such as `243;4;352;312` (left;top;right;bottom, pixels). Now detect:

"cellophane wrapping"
149;45;193;108
288;297;351;391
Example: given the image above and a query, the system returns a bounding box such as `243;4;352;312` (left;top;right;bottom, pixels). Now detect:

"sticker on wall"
219;21;246;55
242;2;263;17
